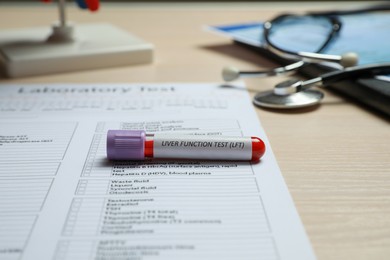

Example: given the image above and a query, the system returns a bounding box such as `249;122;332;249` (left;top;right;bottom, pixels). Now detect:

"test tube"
107;130;265;161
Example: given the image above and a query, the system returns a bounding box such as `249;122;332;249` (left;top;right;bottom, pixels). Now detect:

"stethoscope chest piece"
253;89;324;109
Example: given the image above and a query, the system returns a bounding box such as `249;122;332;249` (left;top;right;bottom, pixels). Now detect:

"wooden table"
0;2;389;260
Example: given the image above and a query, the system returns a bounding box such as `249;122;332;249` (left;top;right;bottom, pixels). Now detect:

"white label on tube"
153;134;252;160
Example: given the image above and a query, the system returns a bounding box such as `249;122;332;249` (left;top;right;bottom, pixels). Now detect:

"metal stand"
47;0;74;43
0;0;153;78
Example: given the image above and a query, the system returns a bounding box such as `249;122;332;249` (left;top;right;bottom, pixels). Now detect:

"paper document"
0;83;315;260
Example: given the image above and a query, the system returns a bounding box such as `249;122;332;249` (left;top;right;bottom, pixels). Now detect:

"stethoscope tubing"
297;63;390;93
263;3;390;66
320;63;390;86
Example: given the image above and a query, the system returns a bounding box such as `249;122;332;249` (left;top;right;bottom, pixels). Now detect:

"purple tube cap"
107;130;146;160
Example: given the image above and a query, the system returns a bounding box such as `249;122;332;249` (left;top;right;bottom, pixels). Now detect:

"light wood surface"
0;2;389;260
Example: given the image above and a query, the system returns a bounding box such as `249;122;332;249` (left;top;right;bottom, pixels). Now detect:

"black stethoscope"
222;4;390;109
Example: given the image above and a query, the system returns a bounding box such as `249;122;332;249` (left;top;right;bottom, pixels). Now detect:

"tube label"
153;134;252;160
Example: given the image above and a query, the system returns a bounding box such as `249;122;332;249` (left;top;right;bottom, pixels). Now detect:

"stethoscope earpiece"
222;66;240;82
340;52;359;67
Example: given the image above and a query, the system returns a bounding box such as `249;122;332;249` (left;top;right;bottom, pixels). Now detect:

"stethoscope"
222;4;390;109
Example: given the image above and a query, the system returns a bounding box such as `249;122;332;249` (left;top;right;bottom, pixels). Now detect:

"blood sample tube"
107;130;265;161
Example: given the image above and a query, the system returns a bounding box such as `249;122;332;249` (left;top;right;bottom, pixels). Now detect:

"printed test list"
0;83;315;260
